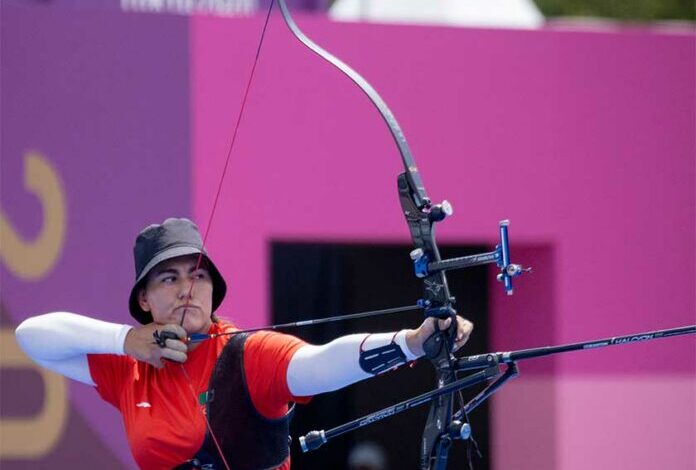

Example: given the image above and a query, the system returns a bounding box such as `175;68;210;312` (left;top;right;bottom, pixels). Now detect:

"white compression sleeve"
286;330;421;397
15;312;133;385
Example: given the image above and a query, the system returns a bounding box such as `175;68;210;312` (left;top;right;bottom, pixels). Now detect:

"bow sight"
410;217;531;298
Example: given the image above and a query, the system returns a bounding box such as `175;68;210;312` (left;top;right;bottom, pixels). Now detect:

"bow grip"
422;315;458;360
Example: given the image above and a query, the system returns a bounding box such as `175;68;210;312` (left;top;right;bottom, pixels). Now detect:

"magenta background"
192;16;695;372
1;3;693;469
192;14;695;470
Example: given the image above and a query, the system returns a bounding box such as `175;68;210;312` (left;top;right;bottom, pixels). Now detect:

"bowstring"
176;1;278;468
180;364;232;470
180;0;277;326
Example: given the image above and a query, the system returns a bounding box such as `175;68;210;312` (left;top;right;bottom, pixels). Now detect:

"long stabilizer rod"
456;324;696;371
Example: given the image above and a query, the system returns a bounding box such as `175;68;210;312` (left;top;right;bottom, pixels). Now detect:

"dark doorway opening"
271;242;491;470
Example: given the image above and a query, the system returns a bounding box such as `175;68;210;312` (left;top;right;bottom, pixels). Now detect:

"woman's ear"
138;289;150;312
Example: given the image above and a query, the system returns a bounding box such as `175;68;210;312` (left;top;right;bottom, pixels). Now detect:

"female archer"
15;217;473;470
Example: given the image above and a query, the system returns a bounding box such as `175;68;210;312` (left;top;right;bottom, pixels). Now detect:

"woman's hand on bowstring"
124;323;188;368
406;315;474;357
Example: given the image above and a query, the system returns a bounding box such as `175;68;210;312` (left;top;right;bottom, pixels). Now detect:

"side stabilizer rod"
298;365;500;452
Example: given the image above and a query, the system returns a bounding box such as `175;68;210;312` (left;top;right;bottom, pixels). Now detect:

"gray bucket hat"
128;218;227;324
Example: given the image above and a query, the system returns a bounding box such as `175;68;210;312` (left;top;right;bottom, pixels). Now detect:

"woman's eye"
162;276;176;283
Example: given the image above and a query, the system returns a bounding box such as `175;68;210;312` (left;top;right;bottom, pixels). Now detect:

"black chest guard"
176;333;294;470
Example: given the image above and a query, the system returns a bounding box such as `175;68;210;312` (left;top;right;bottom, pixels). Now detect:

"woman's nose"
178;281;194;300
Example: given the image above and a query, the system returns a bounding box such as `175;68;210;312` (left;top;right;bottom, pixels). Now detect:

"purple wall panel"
192;14;694;470
1;5;191;468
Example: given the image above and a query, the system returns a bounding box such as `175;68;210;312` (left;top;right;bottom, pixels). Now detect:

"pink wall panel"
191;13;694;470
556;376;696;469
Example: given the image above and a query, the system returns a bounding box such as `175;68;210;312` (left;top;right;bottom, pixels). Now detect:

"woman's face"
138;255;214;335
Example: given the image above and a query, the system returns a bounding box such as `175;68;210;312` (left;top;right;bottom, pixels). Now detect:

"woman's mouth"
175;305;201;314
